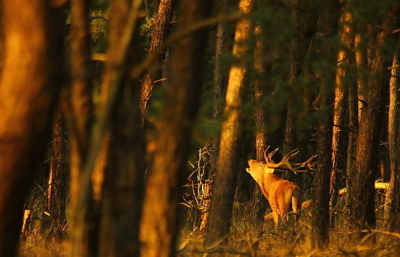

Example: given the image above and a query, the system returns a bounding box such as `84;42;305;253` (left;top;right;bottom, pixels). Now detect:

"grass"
19;235;68;257
18;201;400;257
176;208;400;257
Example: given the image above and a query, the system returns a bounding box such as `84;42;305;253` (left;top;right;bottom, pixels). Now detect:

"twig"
178;247;251;256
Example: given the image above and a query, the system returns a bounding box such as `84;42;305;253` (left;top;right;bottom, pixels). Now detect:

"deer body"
246;148;316;229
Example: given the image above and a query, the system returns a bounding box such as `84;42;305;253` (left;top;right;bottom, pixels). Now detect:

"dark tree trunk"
0;0;65;255
43;107;68;238
97;1;146;256
139;0;213;256
311;0;338;250
251;25;269;225
198;0;230;231
349;6;398;236
67;0;95;255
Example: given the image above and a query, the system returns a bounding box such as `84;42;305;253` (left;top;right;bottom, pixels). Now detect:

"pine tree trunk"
384;52;400;231
44;107;68;238
312;0;338;249
330;6;353;226
252;25;269;225
199;0;229;230
0;1;65;255
97;0;146;256
349;7;398;236
67;0;96;255
140;0;176;125
204;0;255;248
139;0;213;256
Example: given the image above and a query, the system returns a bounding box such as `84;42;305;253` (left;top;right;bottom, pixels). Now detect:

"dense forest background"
1;0;400;256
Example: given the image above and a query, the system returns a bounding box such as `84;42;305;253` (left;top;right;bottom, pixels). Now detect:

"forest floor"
178;224;400;257
18;212;400;257
18;224;400;257
177;209;400;257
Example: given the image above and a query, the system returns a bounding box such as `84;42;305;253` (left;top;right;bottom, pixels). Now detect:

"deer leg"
272;212;279;231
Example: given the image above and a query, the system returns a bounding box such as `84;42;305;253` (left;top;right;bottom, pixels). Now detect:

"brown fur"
246;159;302;229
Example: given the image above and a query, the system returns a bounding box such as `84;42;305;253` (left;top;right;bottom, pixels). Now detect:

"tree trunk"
43;107;68;238
384;52;400;231
0;0;65;255
139;0;213;256
204;0;255;249
252;25;269;225
312;0;338;249
349;7;398;236
140;0;176;125
330;5;353;226
97;1;146;256
199;0;229;231
67;0;96;255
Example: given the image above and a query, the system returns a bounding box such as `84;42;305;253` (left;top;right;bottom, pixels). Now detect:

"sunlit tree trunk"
140;0;176;125
204;0;254;248
330;5;353;226
139;0;213;256
384;52;400;231
0;0;65;255
354;22;368;123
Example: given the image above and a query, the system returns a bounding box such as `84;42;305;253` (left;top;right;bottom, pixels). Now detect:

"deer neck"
259;173;283;199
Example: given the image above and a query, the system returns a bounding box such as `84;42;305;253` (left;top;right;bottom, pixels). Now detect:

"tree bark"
199;0;229;231
330;5;353;226
204;0;255;248
0;0;65;255
384;52;400;231
312;0;338;250
139;0;213;256
252;25;269;225
97;1;146;256
140;0;176;125
349;6;398;236
44;107;68;238
67;0;96;255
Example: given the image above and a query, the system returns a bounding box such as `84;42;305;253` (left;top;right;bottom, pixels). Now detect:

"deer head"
246;147;316;230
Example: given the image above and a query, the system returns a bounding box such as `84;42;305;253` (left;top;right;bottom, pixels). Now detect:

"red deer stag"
246;147;316;229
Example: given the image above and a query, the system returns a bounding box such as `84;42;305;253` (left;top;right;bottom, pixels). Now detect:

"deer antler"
263;147;316;174
294;155;317;171
263;146;279;164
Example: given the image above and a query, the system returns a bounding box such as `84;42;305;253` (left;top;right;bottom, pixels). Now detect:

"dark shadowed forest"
1;0;400;256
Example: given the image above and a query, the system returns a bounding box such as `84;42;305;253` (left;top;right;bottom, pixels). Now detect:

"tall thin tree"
67;0;96;255
349;5;399;236
139;0;213;256
330;4;353;225
384;52;400;231
312;0;338;249
204;0;255;248
140;0;176;125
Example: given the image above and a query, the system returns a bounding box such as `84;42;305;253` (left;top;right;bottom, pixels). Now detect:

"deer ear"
264;168;275;174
